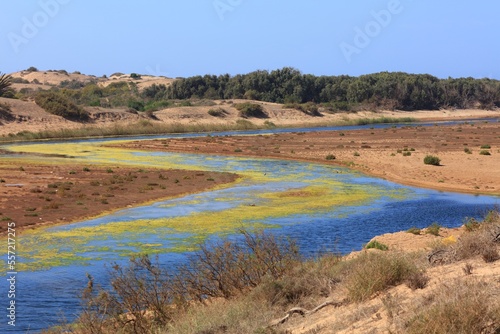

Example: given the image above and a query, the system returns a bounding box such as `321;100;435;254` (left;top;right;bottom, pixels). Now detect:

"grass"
407;227;421;235
405;280;500;334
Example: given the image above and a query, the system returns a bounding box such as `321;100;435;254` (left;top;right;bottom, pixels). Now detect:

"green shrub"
479;150;491;155
325;154;336;160
407;227;421;235
464;147;472;154
35;91;89;120
130;73;141;79
234;103;267;118
426;222;441;236
423;155;440;166
365;240;389;251
480;144;491;149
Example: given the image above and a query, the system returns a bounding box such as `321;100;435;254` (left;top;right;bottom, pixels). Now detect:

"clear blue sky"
1;0;499;79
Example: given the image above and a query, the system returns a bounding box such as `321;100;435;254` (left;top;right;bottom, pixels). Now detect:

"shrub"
407;227;421;235
426;222;441;236
345;252;419;302
480;144;491;149
130;73;141;79
479;150;491;155
423;155;440;166
34;91;89;120
234;103;267;118
207;107;227;117
365;240;389;251
464;147;472;154
325;154;336;160
26;66;38;72
405;281;500;334
406;271;429;290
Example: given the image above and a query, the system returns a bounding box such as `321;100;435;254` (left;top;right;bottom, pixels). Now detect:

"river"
1;123;499;332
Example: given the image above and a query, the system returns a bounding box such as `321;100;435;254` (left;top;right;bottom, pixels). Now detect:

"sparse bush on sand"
423;155;440;166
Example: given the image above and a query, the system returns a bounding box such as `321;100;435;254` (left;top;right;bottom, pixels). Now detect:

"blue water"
1;124;499;333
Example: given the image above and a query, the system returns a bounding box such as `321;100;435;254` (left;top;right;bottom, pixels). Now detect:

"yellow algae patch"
13;183;379;271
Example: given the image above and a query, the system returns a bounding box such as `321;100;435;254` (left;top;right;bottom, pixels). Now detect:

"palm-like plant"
0;72;13;97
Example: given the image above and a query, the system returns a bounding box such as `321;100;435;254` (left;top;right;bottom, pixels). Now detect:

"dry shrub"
255;253;343;308
75;231;300;333
453;212;500;263
344;252;420;302
176;231;300;301
405;271;429;290
405;280;500;334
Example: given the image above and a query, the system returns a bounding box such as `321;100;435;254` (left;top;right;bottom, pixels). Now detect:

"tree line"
161;68;500;111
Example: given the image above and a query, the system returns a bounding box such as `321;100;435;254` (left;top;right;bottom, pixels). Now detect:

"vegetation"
165;68;500;110
207;107;227;117
423;155;441;166
426;222;441;236
233;102;267;118
365;240;389;251
34;91;89;120
0;72;13;97
480;150;492;155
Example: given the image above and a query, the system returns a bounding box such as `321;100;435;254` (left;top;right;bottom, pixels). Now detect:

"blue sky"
1;0;499;79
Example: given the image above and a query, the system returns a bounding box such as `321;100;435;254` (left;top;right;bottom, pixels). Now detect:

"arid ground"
0;160;237;235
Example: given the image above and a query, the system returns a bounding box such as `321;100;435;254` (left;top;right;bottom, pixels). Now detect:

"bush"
423;155;440;166
365;240;389;251
407;227;421;235
426;222;441;236
34;91;89;120
464;147;472;154
345;252;419;302
25;66;38;72
234;103;267;118
325;154;336;160
130;73;142;79
207;107;227;117
405;281;500;334
480;144;491;149
479;150;491;155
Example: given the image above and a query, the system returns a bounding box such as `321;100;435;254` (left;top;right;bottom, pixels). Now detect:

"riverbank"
114;121;500;196
0;160;238;235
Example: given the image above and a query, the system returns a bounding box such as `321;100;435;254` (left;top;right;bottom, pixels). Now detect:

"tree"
0;72;13;97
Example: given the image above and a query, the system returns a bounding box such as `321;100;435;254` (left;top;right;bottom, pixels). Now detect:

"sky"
1;0;499;79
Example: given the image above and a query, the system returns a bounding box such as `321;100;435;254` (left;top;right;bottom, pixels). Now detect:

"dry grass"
405;279;500;334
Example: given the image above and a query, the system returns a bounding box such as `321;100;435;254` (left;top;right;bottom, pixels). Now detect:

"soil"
0;161;238;235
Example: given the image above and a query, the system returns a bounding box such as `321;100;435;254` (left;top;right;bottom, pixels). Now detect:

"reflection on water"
1;132;499;332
